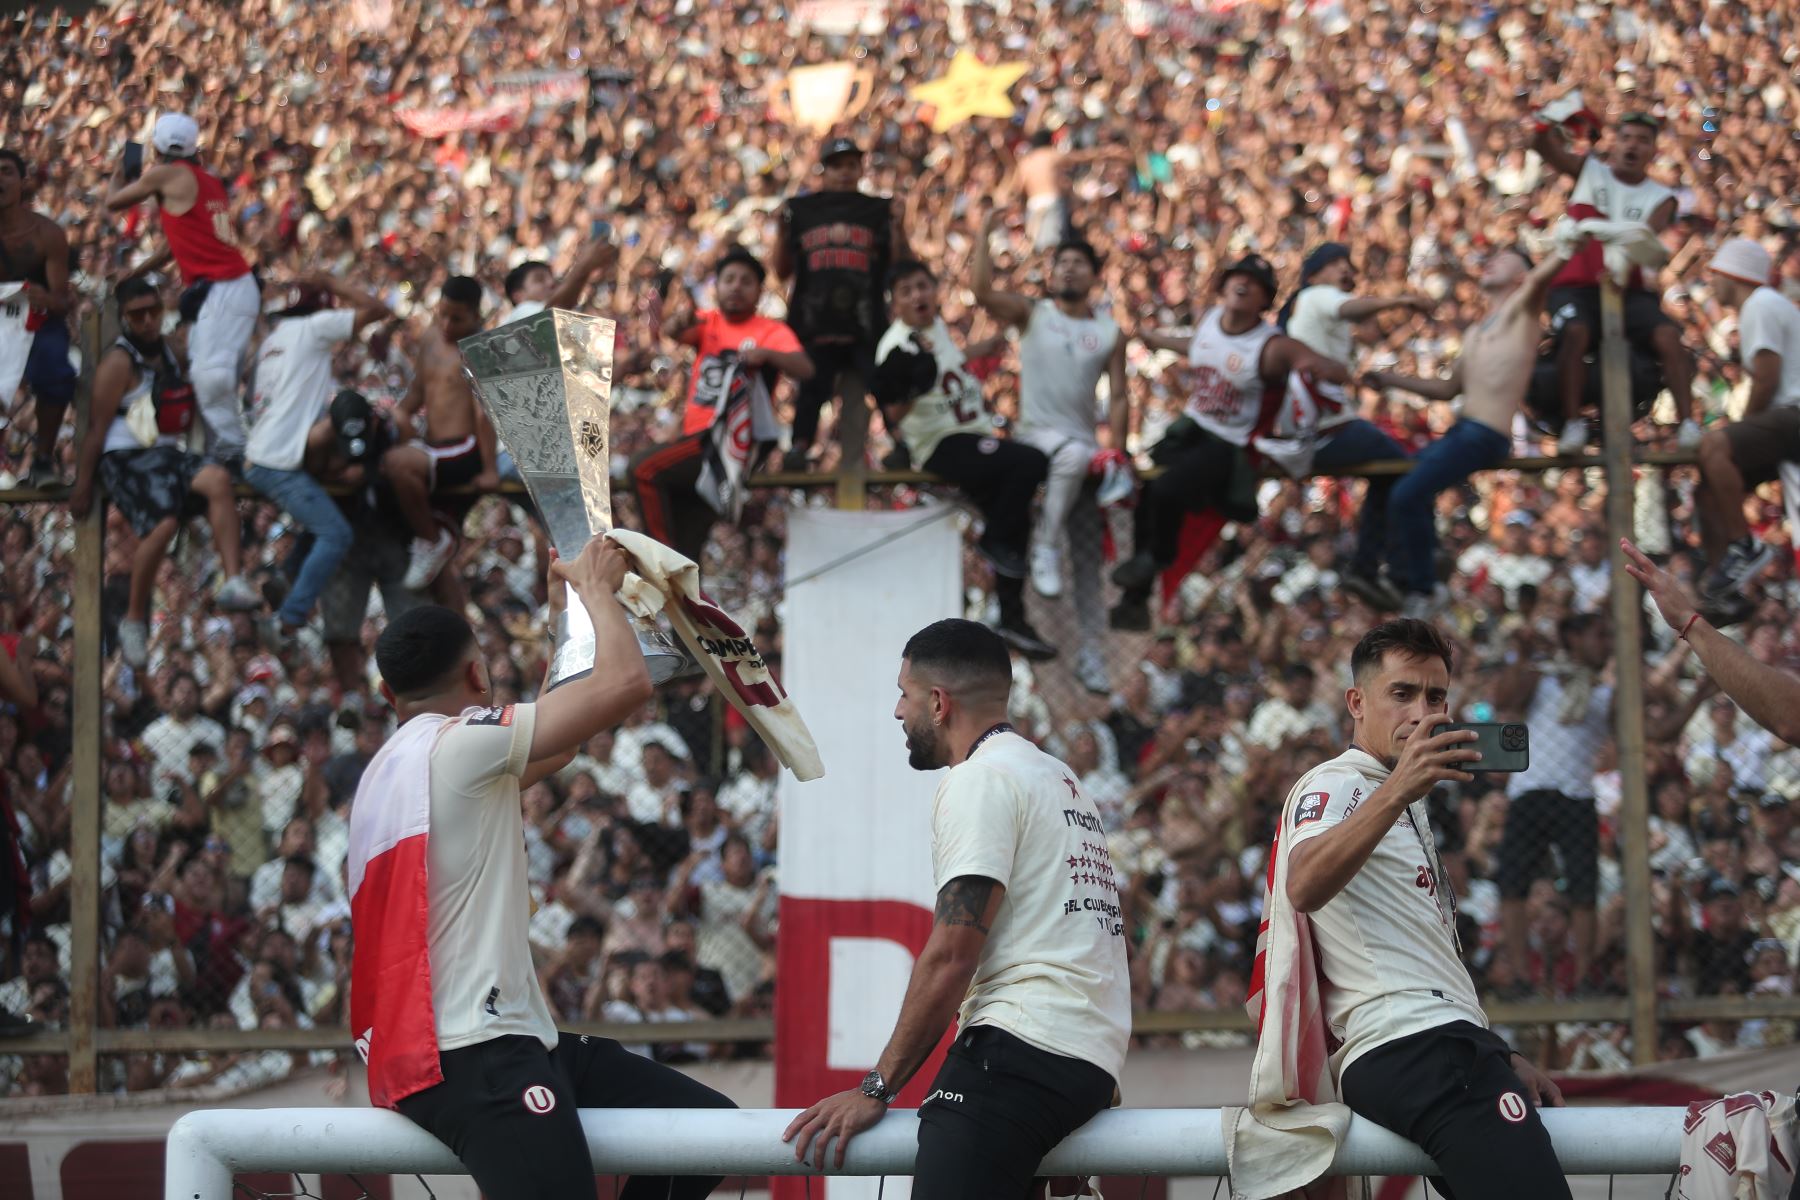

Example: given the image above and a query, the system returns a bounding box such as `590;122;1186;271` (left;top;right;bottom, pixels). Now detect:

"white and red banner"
393;100;529;139
775;506;964;1200
791;0;889;35
494;69;590;108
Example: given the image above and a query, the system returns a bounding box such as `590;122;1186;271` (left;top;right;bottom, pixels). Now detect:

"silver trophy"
460;308;691;688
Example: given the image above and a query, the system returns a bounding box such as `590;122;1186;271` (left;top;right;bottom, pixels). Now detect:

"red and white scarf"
348;712;452;1109
1225;751;1392;1200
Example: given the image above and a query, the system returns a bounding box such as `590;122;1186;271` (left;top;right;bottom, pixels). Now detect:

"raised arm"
546;239;619;312
1337;293;1431;322
1264;335;1351;386
105;161;184;212
1366;360;1463;402
970;210;1035;329
1106;330;1130;448
527;537;655;762
1530;123;1587;181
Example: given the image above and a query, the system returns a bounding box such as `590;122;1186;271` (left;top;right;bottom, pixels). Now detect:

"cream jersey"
1285;747;1486;1076
932;729;1131;1082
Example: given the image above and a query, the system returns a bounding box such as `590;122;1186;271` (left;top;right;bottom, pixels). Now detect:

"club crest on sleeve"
1293;791;1329;827
468;705;515;728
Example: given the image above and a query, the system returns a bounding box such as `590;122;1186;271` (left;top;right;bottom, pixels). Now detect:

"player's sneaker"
1110;553;1158;592
1557;418;1590;455
1340;567;1402;612
25;458;63;490
1074;646;1110;695
1109;589;1151;632
215;575;263;612
977;533;1027;580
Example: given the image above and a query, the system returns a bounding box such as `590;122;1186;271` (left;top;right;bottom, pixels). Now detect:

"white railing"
166;1106;1686;1198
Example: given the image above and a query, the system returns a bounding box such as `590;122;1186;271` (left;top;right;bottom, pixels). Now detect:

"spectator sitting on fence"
1691;238;1800;626
71;282;262;668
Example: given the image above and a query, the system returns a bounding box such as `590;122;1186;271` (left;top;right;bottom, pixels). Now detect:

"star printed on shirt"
1068;855;1080;868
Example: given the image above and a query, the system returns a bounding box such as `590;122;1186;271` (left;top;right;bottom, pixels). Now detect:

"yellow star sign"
908;50;1029;134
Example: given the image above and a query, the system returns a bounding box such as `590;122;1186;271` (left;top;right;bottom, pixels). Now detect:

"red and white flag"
348;714;450;1109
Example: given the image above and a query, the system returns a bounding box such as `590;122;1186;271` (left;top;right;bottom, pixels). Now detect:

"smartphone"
122;140;144;182
1443;722;1530;772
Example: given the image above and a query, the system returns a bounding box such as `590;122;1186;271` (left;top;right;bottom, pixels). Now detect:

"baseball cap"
1220;254;1278;304
1301;242;1353;281
1708;237;1773;287
819;137;862;162
152;113;200;158
1703;878;1742;902
1617;111;1662;133
329;389;375;462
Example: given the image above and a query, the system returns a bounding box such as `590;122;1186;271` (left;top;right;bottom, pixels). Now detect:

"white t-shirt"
247;310;357;471
1738;287;1800;410
1286;284;1354;368
931;730;1131;1082
424;703;559;1051
878;317;989;466
1285;749;1486;1075
1506;672;1612;800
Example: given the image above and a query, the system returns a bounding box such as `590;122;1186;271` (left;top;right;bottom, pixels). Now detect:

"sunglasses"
122;305;161;321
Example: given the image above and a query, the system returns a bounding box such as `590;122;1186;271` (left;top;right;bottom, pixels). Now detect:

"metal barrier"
164;1105;1689;1198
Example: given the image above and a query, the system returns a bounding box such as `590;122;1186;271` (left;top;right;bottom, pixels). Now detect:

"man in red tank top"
106;113;261;464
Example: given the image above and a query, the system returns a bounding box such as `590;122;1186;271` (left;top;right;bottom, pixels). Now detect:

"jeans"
245;464;354;626
1313;418;1409;576
1386;419;1511;595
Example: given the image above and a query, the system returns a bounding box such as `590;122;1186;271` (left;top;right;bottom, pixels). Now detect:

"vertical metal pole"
835;372;869;512
68;306;105;1093
1600;277;1656;1064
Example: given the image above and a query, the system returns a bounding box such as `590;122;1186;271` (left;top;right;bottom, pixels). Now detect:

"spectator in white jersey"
1278;242;1433;611
1117;255;1349;630
245;277;392;643
872;260;1054;660
1691;238;1800;626
972;209;1130;694
784;619;1129;1198
350;536;733;1200
1281;619;1568;1200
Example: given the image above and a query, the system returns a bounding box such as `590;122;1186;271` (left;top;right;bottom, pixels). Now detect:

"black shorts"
913;1024;1116;1200
1496;789;1598;903
1722;406;1800;488
423;436;483;492
1341;1022;1570;1200
1548;285;1673;349
98;445;211;537
395;1032;735;1200
319;521;423;643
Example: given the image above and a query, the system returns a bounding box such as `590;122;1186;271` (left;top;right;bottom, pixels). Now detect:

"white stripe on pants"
186;272;259;458
1016;427;1105;652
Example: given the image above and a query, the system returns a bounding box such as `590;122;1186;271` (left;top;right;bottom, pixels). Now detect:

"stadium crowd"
2;0;1800;1094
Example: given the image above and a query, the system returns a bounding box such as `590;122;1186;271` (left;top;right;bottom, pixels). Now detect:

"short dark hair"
441;275;484;312
887;259;935;292
503;261;551;302
1350;619;1454;683
716;246;767;284
902;618;1012;697
114;276;159;312
376;605;476;698
284;854;316;877
1052;238;1101;273
568;916;606;941
0;148;26;178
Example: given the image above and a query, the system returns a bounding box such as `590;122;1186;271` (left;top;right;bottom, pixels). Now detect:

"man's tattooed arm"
935;875;997;933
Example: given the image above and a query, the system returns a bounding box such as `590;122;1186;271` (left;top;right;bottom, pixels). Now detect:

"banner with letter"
775;506;963;1200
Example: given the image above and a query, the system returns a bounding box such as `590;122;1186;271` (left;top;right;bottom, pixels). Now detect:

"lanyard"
968;722;1015;759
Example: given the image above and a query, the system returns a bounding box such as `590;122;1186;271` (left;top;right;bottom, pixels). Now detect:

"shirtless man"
0;149;75;488
381;276;500;590
1363;236;1582;617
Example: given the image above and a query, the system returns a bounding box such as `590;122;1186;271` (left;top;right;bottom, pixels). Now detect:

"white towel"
605;528;825;781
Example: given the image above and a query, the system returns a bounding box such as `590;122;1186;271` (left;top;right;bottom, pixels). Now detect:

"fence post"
1599;278;1656;1064
835;373;869;512
68;306;105;1093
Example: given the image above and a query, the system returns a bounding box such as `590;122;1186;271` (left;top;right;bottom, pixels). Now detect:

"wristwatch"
860;1068;897;1104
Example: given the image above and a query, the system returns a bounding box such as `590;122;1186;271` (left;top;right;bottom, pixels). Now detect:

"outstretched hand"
1619;538;1696;634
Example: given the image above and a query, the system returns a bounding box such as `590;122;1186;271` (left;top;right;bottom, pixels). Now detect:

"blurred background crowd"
1;0;1799;1096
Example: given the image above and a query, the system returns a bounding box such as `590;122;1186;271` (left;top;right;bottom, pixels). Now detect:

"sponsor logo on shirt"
468;705;515;728
1293;791;1329;827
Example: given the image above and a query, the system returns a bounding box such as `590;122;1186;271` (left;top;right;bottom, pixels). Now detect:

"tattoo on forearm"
935;876;995;932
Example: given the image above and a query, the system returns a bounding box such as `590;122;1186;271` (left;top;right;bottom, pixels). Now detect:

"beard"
1054;284;1086;303
904;720;943;771
123;329;164;358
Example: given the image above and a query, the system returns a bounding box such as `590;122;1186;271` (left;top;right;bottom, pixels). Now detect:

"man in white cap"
106;112;260;464
1692;237;1800;624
